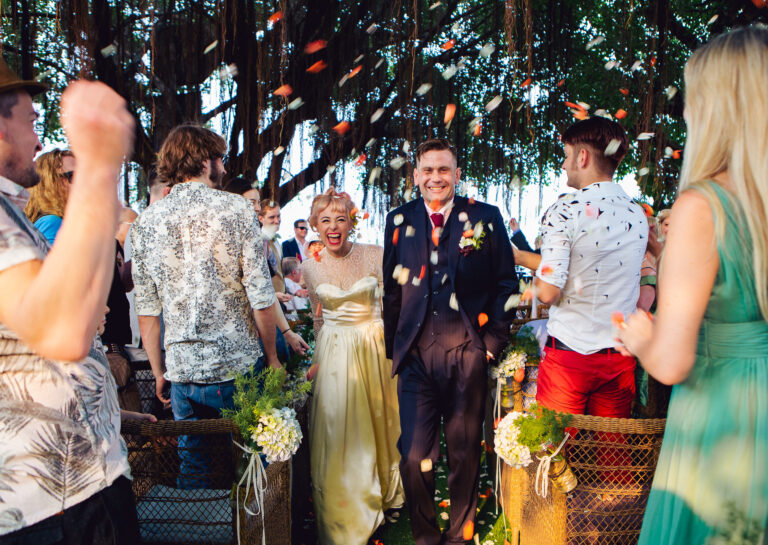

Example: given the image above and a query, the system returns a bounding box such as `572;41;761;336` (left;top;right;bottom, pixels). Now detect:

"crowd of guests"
0;24;767;545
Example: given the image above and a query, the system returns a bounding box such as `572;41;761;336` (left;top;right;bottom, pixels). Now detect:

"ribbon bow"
234;441;268;545
534;432;571;499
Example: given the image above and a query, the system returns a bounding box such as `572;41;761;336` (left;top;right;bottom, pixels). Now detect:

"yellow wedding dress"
302;243;404;545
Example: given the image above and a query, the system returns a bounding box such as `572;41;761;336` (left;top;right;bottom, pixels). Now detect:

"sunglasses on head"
60;171;74;182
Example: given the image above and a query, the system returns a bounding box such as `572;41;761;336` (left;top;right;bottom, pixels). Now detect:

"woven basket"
500;415;666;545
121;417;292;545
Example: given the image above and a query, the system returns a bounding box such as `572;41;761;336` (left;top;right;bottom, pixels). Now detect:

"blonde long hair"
24;149;72;223
678;26;768;320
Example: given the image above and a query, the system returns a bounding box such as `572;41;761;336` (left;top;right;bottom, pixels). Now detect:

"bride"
301;188;404;544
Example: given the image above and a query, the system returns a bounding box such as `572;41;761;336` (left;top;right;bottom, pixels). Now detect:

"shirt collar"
0;175;31;209
423;198;454;219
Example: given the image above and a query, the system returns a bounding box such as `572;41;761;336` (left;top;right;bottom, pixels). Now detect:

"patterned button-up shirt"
130;182;275;383
0;176;130;536
537;182;647;354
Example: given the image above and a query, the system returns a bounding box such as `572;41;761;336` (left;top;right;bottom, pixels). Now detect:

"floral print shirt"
0;176;130;536
130;182;275;383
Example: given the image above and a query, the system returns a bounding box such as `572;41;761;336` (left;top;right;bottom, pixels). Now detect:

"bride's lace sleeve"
300;260;324;337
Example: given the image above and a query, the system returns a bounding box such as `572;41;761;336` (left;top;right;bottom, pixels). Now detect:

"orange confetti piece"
564;100;585;111
619;88;629;96
348;65;362;78
752;0;768;6
557;79;565;87
444;103;456;124
585;204;598;218
392;227;400;246
418;265;426;280
313;250;321;262
615;108;627;120
438;500;449;508
333;121;351;135
494;417;501;429
304;40;327;54
521;77;532;88
306;60;328;73
354;154;367;166
267;11;283;24
478;313;489;327
315;302;323;316
672;149;681;159
462;229;474;238
428;199;442;211
273;84;293;97
541;265;553;275
468;197;475;205
363;212;370;219
431;227;441;246
611;311;626;329
514;367;525;383
472;123;482;136
650;56;657;67
462;521;474;541
442;39;455;50
350;207;359;217
641;203;654;217
573;110;588;120
521;288;534;302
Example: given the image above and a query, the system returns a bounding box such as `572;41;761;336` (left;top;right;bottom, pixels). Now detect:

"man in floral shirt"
131;124;280;487
0;59;138;542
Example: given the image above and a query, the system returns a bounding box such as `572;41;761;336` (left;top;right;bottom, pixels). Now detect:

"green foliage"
222;367;311;448
283;311;315;375
509;324;541;363
513;403;573;461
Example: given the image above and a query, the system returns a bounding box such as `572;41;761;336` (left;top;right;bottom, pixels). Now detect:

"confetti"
707;14;719;25
672;149;681;159
203;41;218;55
355;154;367;166
472;123;482;136
585;204;598;218
273;84;293;97
347;65;362;78
521;77;532;88
665;85;678;100
458;211;469;222
462;229;474;238
313;251;321;262
444;103;456;124
430;250;439;265
557;78;566;87
442;65;458;80
307;60;328;73
375;58;385;69
396;266;410;285
611;311;626;329
586;36;605;50
369;167;382;183
218;63;238;80
462;521;474;541
637;132;655;141
392;228;400;246
604;138;622;156
405;226;416;237
619;88;629;96
449;293;459;310
429;1;442;9
333;121;351;135
503;294;522;311
485;95;503;112
393;214;404;226
638;167;650;177
287;98;304;110
354;54;364;64
274;146;285;156
614;109;628;121
514;367;525;382
564;101;585;112
440;512;449;521
438;500;449;508
366;138;376;148
479;43;495;58
752;0;767;7
432;227;442;246
420;459;433;472
416;83;433;96
604;60;618;70
390;157;407;170
650;56;657;67
418;265;426;280
100;43;118;57
631;60;643;71
541;265;554;275
366;23;378;34
304;40;327;54
641;203;654;217
267;11;283;24
371;108;385;123
442;39;456;50
477;313;489;327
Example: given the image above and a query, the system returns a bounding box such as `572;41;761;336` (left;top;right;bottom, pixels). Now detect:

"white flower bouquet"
490;349;527;381
250;407;303;464
494;411;533;468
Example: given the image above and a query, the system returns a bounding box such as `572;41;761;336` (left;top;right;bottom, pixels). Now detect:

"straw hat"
0;55;48;96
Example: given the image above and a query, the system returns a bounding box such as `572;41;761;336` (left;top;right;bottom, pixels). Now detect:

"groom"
383;138;518;545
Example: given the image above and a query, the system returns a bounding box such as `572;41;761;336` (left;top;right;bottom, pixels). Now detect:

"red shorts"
536;344;636;418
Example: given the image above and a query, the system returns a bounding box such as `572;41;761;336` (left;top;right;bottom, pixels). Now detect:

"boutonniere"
459;219;487;256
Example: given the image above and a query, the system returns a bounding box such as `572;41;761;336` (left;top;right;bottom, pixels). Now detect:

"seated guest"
516;117;647;418
0;65;142;543
282;257;309;319
282;218;309;262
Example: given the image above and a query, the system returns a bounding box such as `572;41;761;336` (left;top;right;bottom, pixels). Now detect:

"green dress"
638;181;768;545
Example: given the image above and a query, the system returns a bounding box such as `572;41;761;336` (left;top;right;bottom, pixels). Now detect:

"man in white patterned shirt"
515;117;646;418
0;59;139;542
131;124;280;487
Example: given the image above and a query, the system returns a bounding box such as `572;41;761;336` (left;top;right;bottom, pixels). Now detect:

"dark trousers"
0;477;139;545
397;339;487;545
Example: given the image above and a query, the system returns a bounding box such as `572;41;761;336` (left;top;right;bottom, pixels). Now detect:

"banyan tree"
1;0;766;211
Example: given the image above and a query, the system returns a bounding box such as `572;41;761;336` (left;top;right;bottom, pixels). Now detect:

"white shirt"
284;277;309;312
537;182;647;354
423;199;454;228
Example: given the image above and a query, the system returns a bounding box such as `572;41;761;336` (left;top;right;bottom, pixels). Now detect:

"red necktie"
431;213;444;228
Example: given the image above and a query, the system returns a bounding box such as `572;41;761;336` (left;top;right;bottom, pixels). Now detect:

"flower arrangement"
490;325;540;382
494;410;533;468
458;220;486;255
223;367;311;463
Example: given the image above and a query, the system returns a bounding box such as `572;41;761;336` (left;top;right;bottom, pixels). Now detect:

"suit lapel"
409;201;430;268
447;196;467;276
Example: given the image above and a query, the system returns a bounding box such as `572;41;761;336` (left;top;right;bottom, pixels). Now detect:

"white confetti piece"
431;250;439;265
429;1;442;9
203;40;218;55
451;22;460;33
440;512;449;520
449;293;459;311
402;141;411;154
406;226;416;237
369;167;382;183
708;14;718;25
604;138;621;157
504;294;522;311
479;43;495;58
586;36;605;50
665;85;678;100
577;101;591;111
604;60;618;70
338;74;349;87
631;60;643;71
664;146;673;158
442;65;458;80
326;165;336;173
354;54;364;63
396;266;410;285
365;138;376;148
100;43;117;57
488;222;493;231
375;58;385;69
393;214;404;226
274;146;285;156
441;273;448;285
371;108;385;123
218;63;238;80
458;211;468;222
308;124;319;135
638;167;650;176
287;97;304;110
637;132;655;141
412;277;421;286
420;458;433;472
416;83;433;96
485;95;503;112
366;23;378;34
390;156;407;170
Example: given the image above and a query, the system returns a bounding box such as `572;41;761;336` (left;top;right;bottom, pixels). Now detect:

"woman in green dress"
617;27;768;545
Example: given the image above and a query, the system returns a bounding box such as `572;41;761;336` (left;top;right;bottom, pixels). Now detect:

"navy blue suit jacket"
281;238;302;262
382;196;519;376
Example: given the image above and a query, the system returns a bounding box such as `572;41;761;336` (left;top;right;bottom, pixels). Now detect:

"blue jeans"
170;381;235;489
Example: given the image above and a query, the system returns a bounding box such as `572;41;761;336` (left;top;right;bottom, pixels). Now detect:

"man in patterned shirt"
515;117;646;418
131;124;280;486
0;59;139;542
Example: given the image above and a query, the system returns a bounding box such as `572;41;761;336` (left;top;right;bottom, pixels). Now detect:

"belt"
546;336;621;355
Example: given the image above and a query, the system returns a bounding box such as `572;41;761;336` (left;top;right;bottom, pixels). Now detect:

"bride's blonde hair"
308;187;356;230
678;26;768;320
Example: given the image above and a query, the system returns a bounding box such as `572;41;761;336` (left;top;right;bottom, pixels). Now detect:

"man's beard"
208;163;224;189
1;156;39;188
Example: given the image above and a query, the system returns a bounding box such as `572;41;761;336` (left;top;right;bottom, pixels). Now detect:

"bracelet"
280;327;291;335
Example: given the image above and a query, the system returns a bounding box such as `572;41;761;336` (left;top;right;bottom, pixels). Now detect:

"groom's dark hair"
414;138;458;166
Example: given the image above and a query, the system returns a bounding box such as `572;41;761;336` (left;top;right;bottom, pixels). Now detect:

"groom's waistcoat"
418;214;470;351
